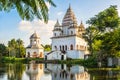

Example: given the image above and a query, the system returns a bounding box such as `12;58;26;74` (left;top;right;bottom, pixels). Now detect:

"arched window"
40;52;42;58
71;31;73;35
62;45;64;51
60;46;61;51
54;33;56;36
54;46;57;50
65;45;67;50
62;31;63;35
33;52;37;58
70;44;73;50
33;40;37;45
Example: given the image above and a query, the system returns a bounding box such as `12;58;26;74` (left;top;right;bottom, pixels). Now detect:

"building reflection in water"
26;63;44;80
44;64;90;80
25;63;90;80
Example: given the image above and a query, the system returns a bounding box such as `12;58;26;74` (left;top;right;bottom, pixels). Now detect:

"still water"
0;63;120;80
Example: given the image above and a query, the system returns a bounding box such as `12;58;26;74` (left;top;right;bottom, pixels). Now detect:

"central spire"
68;3;71;10
62;4;77;27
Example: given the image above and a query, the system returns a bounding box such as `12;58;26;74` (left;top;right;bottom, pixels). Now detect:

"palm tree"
0;0;56;23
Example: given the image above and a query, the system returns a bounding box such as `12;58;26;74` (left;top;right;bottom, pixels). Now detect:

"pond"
0;63;120;80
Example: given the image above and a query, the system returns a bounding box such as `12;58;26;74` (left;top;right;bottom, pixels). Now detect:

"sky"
0;0;120;47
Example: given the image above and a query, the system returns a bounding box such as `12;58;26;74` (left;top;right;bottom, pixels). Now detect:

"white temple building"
26;32;44;58
44;5;89;60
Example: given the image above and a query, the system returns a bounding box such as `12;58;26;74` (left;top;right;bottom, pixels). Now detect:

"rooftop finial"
55;19;60;27
69;3;71;9
81;21;83;24
57;19;59;23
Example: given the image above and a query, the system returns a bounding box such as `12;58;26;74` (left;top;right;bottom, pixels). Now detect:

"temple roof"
54;20;61;27
26;44;43;49
30;32;40;39
62;5;77;27
79;21;84;27
79;21;85;30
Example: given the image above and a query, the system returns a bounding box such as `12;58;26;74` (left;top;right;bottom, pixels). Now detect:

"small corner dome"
30;32;40;39
54;20;61;27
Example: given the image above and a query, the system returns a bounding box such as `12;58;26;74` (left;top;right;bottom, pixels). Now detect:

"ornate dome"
30;32;40;39
53;20;62;31
79;21;85;31
54;20;61;27
62;5;77;27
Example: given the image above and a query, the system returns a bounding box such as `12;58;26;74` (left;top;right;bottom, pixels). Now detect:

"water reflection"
0;63;120;80
44;64;90;80
26;64;44;80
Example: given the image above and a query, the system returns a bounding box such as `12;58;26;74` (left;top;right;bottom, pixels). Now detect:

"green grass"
0;57;44;63
88;66;120;71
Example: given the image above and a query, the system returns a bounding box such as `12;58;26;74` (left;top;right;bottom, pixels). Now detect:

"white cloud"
57;12;63;16
18;21;32;31
18;20;56;45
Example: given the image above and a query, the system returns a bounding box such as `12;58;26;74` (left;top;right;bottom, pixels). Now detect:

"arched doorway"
70;44;73;50
39;52;43;58
27;52;30;57
33;52;37;58
61;55;64;60
45;55;47;60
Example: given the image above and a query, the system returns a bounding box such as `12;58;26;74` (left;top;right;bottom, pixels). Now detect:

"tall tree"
8;38;25;57
0;44;8;56
0;0;56;23
85;5;120;60
101;28;120;58
16;39;25;57
83;26;100;55
8;39;17;57
87;5;120;32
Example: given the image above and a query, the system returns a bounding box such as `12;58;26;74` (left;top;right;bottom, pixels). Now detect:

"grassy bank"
88;67;120;71
0;57;97;67
0;57;44;63
57;59;97;68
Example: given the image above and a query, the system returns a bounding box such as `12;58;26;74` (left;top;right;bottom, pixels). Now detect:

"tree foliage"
87;5;120;32
85;5;120;62
8;38;25;57
101;28;120;57
44;44;51;51
83;26;100;55
0;44;8;56
0;0;56;23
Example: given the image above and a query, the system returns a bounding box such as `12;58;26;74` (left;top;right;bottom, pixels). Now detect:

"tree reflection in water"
1;63;120;80
6;63;25;80
0;64;6;78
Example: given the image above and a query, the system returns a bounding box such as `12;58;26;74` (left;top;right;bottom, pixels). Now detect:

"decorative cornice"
53;28;62;31
51;34;82;39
